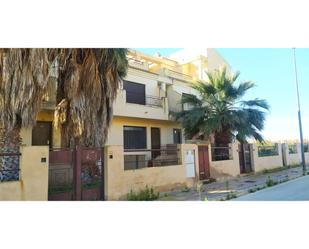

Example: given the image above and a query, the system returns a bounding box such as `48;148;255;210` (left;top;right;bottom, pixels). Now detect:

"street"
234;175;309;201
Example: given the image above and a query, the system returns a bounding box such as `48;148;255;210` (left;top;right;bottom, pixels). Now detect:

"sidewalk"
159;165;309;201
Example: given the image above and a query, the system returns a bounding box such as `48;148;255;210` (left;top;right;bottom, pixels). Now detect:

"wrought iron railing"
123;90;163;108
0;152;21;182
124;145;181;170
258;145;279;157
211;146;232;161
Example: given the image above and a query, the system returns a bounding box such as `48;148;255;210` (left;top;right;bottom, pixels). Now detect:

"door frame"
151;127;161;159
32;121;53;148
238;143;253;174
198;145;210;180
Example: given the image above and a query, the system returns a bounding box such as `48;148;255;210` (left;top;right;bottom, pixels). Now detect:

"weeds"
225;192;237;200
127;186;159;201
181;186;191;192
266;176;278;187
225;180;229;190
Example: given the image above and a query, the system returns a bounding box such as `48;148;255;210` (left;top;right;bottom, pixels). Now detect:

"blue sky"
135;48;309;141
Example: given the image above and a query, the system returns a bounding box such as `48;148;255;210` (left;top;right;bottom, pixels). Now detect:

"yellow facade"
105;144;199;200
107;116;182;147
20;110;61;147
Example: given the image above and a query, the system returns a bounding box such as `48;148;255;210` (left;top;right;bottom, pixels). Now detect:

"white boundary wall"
252;144;283;172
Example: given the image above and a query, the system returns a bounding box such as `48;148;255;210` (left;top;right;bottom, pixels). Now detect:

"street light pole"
292;48;306;176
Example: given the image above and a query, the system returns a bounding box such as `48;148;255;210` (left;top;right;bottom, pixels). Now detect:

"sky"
136;48;309;141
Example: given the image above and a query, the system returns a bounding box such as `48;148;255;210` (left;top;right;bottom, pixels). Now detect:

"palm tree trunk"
0;127;21;181
214;131;231;147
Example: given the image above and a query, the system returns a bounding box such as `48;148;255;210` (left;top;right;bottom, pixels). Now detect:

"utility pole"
292;48;306;176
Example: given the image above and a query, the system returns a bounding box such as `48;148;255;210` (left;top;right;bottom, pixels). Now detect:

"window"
123;80;146;105
124;126;147;149
173;129;182;144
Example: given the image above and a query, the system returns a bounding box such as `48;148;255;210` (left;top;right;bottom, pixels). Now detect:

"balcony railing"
128;59;149;71
124;145;181;170
146;95;163;108
126;92;163;107
162;68;192;81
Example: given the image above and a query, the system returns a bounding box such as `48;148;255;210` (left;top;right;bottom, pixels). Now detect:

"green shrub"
225;180;229;190
225;192;237;200
127;186;159;201
266;176;278;187
181;186;191;192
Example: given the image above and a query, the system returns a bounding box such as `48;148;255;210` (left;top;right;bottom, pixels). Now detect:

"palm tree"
176;67;269;146
53;48;128;147
0;48;128;181
0;49;53;181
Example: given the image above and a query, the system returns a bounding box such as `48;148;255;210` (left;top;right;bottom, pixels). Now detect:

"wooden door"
198;146;210;180
32;121;52;147
173;128;182;144
151;128;161;159
239;144;252;173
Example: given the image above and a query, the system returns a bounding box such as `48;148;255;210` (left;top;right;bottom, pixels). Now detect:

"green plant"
196;181;204;200
127;186;159;201
225;192;237;200
288;144;297;154
225;180;230;190
181;186;191;192
266;176;278;187
175;67;269;145
248;188;256;193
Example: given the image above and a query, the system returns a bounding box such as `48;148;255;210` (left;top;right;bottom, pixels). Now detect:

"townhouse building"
16;48;231;199
20;48;229;154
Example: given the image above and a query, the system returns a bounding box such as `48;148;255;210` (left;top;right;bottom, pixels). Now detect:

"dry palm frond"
0;48;55;131
54;48;128;147
0;48;128;148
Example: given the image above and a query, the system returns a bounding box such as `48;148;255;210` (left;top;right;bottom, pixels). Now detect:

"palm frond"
175;66;269;144
54;48;128;147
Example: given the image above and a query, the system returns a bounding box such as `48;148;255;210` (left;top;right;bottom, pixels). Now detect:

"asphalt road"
234;175;309;201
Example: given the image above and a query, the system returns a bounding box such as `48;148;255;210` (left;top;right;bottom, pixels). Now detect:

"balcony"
128;59;149;71
160;68;192;82
113;90;169;120
146;95;163;108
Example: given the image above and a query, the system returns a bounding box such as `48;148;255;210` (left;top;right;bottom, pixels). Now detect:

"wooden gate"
48;146;104;201
48;148;74;200
198;145;210;180
239;143;253;174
